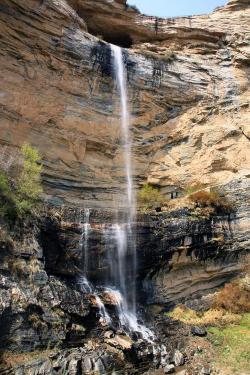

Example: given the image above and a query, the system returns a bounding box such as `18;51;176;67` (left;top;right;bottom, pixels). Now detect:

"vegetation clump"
213;280;250;314
167;278;250;374
188;189;234;213
167;304;241;327
0;143;43;222
138;183;165;212
15;143;43;214
167;278;250;327
208;314;250;374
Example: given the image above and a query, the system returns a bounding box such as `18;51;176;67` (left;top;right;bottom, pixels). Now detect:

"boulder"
201;367;211;375
164;364;175;374
81;356;93;374
105;334;133;350
191;326;207;337
173;350;185;366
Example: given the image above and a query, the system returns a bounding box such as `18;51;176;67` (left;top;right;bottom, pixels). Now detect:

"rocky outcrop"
137;178;249;306
0;213;192;374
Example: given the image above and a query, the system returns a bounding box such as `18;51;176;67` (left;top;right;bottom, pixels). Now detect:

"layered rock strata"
0;1;249;373
0;0;249;209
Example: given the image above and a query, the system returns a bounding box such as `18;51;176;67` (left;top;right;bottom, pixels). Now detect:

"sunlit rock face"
0;0;249;210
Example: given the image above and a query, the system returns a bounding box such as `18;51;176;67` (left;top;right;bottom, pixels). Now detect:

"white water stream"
111;45;135;219
78;45;153;342
78;210;112;325
79;208;90;275
109;45;153;340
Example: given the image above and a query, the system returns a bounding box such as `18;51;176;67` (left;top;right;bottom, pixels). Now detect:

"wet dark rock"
191;326;207;337
201;367;211;375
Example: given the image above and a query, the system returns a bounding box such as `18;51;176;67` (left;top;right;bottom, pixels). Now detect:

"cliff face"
0;0;249;209
0;1;249;373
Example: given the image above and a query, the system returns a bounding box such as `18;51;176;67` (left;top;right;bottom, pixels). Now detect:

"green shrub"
15;144;43;215
0;144;43;221
138;184;165;212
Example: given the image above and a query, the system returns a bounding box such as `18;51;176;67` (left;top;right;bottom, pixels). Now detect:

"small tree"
15;144;43;214
138;184;164;212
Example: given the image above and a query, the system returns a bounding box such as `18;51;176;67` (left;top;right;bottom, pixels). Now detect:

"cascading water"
78;209;112;325
110;44;136;311
108;44;153;340
111;45;135;220
78;46;154;341
105;288;154;342
79;208;90;275
77;275;93;294
95;295;112;325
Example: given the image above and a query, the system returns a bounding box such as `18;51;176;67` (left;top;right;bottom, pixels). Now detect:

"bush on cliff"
138;184;165;212
15;143;43;215
0;143;43;221
213;279;250;314
189;189;234;213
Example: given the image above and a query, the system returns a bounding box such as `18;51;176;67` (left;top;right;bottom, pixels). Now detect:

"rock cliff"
0;0;249;208
0;0;249;373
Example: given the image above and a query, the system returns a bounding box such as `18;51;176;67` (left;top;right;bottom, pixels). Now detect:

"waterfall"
78;209;92;293
105;288;154;342
78;209;91;292
108;44;151;337
77;45;153;341
82;208;90;275
111;45;135;219
95;295;112;325
77;275;93;293
78;210;111;324
110;44;137;314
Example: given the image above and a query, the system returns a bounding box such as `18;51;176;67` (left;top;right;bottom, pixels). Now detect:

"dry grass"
8;256;42;283
213;280;250;314
28;314;47;330
185;182;207;195
188;189;235;213
168;278;250;327
8;257;27;277
0;349;55;368
167;305;241;327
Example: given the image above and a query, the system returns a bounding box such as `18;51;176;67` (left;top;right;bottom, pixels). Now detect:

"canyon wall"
0;2;249;372
0;0;249;208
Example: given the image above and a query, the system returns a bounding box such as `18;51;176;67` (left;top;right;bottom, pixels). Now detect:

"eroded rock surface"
0;0;249;209
0;0;249;374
